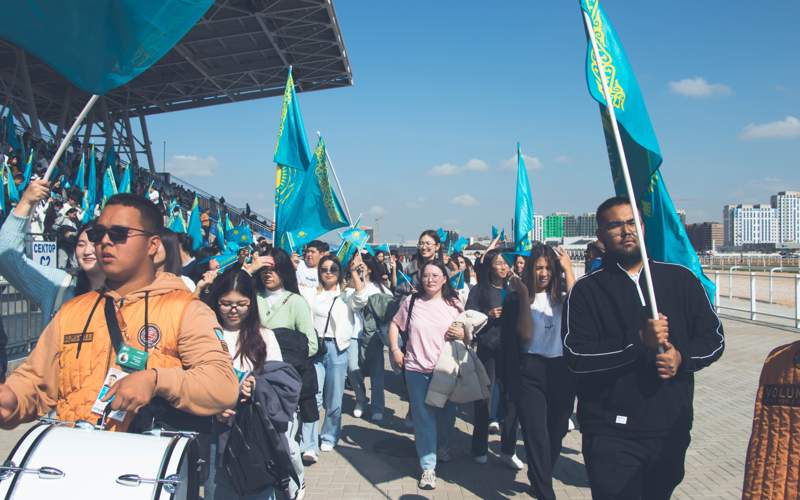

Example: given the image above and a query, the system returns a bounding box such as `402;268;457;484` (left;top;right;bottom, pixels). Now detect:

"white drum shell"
0;423;191;500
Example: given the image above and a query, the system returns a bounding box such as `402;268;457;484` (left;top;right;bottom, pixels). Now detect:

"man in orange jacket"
0;193;238;430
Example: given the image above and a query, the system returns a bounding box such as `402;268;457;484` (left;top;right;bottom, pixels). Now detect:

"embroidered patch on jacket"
137;324;162;348
64;333;92;344
763;384;800;407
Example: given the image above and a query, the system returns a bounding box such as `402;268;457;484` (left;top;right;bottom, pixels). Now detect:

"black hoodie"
562;257;724;438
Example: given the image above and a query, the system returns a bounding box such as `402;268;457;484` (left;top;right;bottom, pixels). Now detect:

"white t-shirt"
181;275;197;293
310;289;339;338
523;292;564;358
295;260;319;289
221;327;283;373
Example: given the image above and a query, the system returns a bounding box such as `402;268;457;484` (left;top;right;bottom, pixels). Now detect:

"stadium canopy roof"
0;0;352;124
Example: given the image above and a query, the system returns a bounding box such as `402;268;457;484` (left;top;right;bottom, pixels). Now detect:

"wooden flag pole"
44;94;99;181
582;10;660;323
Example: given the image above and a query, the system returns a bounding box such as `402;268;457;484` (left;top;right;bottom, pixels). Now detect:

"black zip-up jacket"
562;257;724;438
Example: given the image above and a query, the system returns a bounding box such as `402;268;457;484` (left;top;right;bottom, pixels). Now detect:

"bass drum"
0;422;199;499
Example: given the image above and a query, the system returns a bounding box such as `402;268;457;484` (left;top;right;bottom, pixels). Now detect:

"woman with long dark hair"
154;230;198;293
468;249;523;470
246;245;313;500
0;180;104;321
204;268;282;499
502;243;576;500
388;260;465;490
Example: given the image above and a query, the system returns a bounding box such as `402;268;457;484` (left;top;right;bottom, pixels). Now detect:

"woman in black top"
466;249;522;470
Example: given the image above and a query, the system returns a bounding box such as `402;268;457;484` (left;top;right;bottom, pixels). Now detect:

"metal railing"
0;280;44;361
711;269;800;329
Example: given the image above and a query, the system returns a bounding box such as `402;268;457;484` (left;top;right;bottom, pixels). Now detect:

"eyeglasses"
219;301;250;311
603;219;637;234
86;225;155;244
422;274;444;281
320;265;339;274
418;241;437;248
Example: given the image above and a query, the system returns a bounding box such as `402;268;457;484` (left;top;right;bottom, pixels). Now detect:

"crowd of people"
0;168;746;499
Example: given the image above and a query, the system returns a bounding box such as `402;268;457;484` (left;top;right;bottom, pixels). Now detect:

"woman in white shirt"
299;253;367;462
505;244;576;500
204;268;283;500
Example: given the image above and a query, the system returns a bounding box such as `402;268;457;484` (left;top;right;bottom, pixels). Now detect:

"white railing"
711;269;800;329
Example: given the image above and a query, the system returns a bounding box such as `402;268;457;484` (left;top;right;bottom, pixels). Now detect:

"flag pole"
317;130;354;224
44;94;99;181
582;10;660;322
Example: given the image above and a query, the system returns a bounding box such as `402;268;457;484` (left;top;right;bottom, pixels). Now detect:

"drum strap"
103;297;124;354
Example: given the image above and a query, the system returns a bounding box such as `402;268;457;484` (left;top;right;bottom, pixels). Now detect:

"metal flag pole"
44;94;99;181
582;9;660;322
317;130;354;224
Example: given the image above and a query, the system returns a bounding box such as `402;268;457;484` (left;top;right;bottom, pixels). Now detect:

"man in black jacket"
563;196;724;500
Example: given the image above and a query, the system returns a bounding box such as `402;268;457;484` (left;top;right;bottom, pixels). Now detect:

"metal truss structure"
0;0;352;171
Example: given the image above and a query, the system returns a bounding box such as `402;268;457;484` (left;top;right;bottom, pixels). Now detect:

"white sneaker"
488;421;501;434
436;446;452;463
320;441;334;452
302;451;318;464
418;469;436;490
371;412;384;422
473;454;488;464
500;453;524;471
353;403;364;418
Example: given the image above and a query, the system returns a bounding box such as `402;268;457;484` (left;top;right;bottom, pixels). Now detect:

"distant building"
533;214;544;242
576;212;598;237
770;191;800;244
723;204;777;248
676;209;687;226
543;213;566;239
563;214;578;237
685;222;723;252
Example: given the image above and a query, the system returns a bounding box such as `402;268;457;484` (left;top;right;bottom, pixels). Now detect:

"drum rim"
3;423;56;498
153;435;181;499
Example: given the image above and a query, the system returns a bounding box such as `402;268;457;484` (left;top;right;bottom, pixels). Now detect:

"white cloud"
450;194;479;207
165;154;218;177
668;77;732;98
367;205;386;217
405;196;426;209
428;163;461;176
554;155;571;164
463;158;489;172
427;158;489;176
739;116;800;140
502;154;543;170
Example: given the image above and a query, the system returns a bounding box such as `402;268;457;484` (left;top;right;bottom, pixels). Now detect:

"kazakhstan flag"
514;143;534;253
274;67;312;248
279;136;350;252
581;0;714;300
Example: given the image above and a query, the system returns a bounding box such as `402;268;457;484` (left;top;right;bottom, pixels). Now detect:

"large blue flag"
224;223;253;253
73;151;86;191
581;0;662;197
0;0;212;94
86;145;98;210
279;136;349;252
514;143;534;253
581;0;714;300
167;211;187;234
101;165;117;205
118;164;132;193
20;150;33;192
274;68;313;248
187;195;203;252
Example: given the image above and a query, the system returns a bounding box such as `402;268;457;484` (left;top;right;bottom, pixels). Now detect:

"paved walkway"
0;318;793;499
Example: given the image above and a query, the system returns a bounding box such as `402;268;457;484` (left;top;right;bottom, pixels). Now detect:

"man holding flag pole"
562;1;724;499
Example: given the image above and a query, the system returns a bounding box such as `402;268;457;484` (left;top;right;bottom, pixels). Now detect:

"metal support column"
138;113;156;173
54;87;72;143
100;97;113;159
122;114;140;169
17;49;41;138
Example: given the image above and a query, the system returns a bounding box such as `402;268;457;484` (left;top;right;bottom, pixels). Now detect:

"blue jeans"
347;339;368;407
302;339;349;447
405;370;457;471
300;362;325;454
206;442;276;500
365;334;385;415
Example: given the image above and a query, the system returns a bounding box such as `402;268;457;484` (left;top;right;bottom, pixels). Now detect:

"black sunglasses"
87;225;155;244
320;265;340;274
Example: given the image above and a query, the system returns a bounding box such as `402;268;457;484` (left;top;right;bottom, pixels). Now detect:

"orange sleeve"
2;317;61;428
153;300;238;416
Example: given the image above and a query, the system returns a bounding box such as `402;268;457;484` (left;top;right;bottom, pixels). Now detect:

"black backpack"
222;399;298;495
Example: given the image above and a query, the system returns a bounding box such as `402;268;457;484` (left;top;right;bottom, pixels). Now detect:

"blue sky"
146;0;800;242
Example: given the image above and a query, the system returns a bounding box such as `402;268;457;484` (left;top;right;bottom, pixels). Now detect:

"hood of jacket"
103;272;190;305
